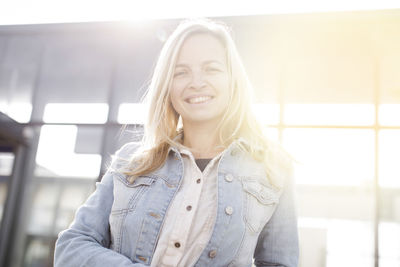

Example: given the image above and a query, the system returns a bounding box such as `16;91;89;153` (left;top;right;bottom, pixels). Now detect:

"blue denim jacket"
54;140;299;267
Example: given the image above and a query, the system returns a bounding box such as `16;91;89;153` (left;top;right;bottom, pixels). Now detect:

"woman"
54;18;299;267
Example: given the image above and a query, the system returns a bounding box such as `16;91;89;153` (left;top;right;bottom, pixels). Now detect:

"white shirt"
150;145;222;267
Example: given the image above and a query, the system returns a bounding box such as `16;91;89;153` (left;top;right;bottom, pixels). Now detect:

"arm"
54;143;146;267
253;172;299;267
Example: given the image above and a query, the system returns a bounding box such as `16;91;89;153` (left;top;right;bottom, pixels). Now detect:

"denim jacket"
54;140;299;267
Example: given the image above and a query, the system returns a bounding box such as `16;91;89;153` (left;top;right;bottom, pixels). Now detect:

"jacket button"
224;174;233;182
208;250;217;258
230;149;238;156
225;206;233;215
174;242;181;248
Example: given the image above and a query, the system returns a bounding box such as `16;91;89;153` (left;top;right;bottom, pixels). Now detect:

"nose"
189;70;206;90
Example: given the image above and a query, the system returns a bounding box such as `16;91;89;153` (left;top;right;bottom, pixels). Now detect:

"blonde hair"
121;18;294;189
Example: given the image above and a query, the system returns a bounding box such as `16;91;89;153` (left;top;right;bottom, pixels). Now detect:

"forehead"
176;33;226;64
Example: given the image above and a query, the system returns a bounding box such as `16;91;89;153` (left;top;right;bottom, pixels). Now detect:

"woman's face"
170;33;230;127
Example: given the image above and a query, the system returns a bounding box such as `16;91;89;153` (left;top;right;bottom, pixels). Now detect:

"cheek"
169;87;183;113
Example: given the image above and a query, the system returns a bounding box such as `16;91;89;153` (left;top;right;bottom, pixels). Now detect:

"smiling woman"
54;18;298;267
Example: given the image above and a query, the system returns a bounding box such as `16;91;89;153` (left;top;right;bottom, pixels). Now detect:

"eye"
205;67;222;73
174;69;187;77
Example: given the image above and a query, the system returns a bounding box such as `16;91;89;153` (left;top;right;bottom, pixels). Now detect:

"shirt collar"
167;132;261;157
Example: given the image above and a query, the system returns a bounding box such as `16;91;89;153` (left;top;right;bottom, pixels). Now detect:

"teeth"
187;96;212;104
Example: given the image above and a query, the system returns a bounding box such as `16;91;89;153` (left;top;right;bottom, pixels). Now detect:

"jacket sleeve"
54;142;147;267
253;171;299;267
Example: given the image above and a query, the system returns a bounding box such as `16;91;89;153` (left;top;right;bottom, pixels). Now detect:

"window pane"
35;125;101;178
252;104;280;125
379;104;400;126
27;183;58;235
298;218;374;267
43;103;109;124
0;102;32;123
284;104;375;126
55;183;94;234
283;128;375;185
117;103;147;124
379;130;400;188
0;152;14;176
379;222;400;267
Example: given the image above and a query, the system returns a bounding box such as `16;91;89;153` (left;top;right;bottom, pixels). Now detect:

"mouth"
185;95;214;104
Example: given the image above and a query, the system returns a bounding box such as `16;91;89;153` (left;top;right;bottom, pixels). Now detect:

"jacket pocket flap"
114;172;156;187
241;178;280;205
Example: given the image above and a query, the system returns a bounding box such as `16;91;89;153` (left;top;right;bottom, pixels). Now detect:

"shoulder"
109;142;142;171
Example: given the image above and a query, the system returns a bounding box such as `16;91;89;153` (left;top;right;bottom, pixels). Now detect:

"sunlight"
1;0;399;25
379;104;400;126
379;130;400;188
43;103;108;124
252;104;280;125
117;103;147;124
283;128;375;186
0;102;32;123
35;125;101;178
284;104;375;126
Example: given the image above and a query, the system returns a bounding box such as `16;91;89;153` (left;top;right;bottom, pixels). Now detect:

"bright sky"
0;0;399;25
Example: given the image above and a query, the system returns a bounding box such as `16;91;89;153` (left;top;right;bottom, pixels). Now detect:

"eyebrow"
175;60;224;68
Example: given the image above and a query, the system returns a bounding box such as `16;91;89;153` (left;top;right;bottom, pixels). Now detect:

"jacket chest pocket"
109;173;155;252
241;177;280;233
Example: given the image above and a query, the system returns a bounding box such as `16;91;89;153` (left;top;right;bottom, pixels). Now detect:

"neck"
181;120;224;159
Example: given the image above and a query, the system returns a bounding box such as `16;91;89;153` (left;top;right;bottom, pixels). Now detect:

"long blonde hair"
121;18;294;189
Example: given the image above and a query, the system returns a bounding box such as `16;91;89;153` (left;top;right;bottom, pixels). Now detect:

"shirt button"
186;205;192;211
208;250;217;258
224;173;233;182
225;206;233;215
196;178;201;184
174;242;181;248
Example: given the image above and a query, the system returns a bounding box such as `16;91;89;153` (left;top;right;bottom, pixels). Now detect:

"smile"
185;96;213;104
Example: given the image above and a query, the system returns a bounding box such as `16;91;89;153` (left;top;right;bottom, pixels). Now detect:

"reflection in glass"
35;125;101;178
283;128;375;185
284;104;375;126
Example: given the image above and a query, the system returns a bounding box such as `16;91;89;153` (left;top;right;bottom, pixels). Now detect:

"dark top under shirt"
195;158;212;172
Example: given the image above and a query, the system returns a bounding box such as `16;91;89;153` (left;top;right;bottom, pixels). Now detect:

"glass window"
27;183;59;235
0;152;14;176
379;104;400;126
379;130;400;188
283;128;375;185
284;104;375;126
298;218;374;267
379;222;400;267
43;103;109;124
117;103;147;124
54;183;94;234
252;103;280;125
35;125;101;178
